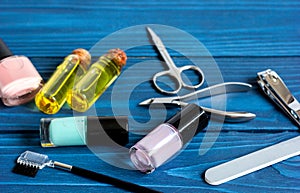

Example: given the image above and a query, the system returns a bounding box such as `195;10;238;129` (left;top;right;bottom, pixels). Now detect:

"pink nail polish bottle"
130;104;209;173
0;39;43;106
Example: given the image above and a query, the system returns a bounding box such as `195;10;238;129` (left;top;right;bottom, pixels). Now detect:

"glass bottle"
0;39;43;106
67;48;127;112
40;116;128;147
35;49;91;114
130;104;209;173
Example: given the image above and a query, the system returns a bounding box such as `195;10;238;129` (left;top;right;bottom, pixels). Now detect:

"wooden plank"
0;1;299;192
1;132;300;192
0;1;298;57
1;57;299;132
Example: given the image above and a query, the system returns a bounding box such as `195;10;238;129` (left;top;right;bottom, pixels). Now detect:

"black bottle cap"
167;104;209;145
86;116;129;147
0;39;13;60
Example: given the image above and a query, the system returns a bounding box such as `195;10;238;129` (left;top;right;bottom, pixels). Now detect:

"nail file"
205;69;300;185
205;135;300;185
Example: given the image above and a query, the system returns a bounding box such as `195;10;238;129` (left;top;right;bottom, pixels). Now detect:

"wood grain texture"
0;1;299;57
1;132;300;193
1;57;299;132
0;0;300;193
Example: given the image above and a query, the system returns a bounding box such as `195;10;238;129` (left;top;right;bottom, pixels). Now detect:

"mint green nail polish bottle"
40;116;128;147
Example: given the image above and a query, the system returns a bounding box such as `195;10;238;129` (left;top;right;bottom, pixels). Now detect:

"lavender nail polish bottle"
130;104;209;173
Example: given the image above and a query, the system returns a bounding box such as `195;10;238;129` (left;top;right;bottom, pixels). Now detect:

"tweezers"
140;82;256;122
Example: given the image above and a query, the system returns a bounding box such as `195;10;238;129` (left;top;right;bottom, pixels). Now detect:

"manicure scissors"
147;27;205;95
139;82;256;122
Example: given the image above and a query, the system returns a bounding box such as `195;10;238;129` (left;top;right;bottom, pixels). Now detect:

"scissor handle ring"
178;65;205;89
153;70;182;95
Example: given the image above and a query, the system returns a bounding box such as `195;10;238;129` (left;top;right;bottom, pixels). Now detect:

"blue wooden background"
1;0;300;192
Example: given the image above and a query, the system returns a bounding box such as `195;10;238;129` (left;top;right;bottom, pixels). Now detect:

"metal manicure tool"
147;27;205;95
145;27;255;122
140;82;256;122
205;69;300;185
257;69;300;127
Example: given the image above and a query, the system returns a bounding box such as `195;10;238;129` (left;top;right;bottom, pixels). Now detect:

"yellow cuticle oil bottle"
35;49;91;114
67;48;127;112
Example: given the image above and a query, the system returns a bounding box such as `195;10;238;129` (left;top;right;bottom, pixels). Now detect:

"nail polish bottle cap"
167;104;209;145
0;39;13;60
86;116;129;146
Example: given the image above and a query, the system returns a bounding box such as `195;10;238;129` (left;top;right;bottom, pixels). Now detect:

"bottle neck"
166;104;209;146
0;39;13;61
94;55;122;73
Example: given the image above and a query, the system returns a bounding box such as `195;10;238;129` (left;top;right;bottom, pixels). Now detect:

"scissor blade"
139;98;154;105
146;27;166;51
139;97;176;106
146;27;177;68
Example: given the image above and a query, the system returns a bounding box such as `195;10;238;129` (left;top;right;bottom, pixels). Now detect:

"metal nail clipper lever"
205;69;300;185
